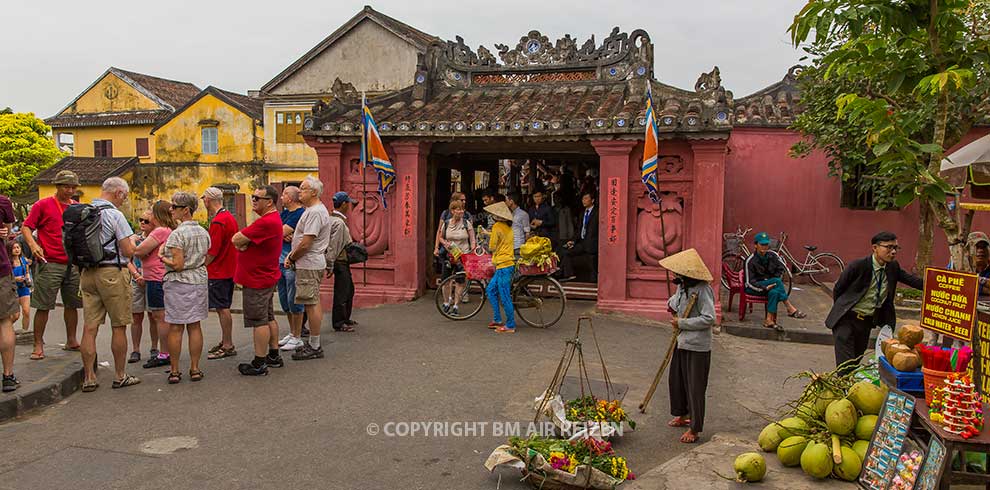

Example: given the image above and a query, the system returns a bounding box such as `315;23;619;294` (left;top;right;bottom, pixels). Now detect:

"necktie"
873;268;884;309
582;209;590;239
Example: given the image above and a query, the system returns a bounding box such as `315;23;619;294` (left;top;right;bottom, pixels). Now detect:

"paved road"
0;297;836;489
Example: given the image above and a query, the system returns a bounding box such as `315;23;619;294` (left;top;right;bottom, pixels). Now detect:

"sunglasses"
170;203;187;210
251;195;273;202
139;218;151;224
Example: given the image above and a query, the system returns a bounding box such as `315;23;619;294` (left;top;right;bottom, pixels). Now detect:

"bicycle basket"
518;256;559;276
461;252;495;281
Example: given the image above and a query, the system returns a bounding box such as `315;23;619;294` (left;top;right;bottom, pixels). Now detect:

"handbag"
345;242;368;264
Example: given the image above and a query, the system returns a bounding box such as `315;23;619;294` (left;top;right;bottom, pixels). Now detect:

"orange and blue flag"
642;82;660;204
362;100;396;208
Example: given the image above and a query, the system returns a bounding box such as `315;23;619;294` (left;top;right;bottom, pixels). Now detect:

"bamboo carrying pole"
638;292;699;413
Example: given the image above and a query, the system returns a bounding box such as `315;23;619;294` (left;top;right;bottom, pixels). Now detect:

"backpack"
62;203;118;268
345;242;368;264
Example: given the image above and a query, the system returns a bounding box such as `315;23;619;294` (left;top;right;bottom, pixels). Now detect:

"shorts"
80;267;132;327
31;261;82;310
242;286;275;328
0;275;19;319
277;266;304;314
441;259;465;283
164;281;208;324
208;278;234;310
131;280;146;313
146;280;165;310
293;268;323;305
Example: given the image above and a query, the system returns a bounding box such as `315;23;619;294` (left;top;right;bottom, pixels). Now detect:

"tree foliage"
789;0;990;271
0;112;65;197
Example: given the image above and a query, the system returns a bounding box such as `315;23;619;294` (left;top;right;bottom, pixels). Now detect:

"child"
483;202;516;333
9;241;31;332
659;248;716;444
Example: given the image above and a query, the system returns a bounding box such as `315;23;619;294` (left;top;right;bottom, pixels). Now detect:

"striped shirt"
163;220;211;284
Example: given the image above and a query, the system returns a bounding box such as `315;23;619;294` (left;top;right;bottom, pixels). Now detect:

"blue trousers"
747;278;788;314
487;266;515;328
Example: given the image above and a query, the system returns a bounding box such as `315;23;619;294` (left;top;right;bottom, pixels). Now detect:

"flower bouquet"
565;396;637;431
484;435;635;490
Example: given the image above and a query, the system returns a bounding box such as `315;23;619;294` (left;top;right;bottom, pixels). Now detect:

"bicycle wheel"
513;275;566;328
435;272;486;321
807;253;845;292
783;266;793;296
721;251;746;290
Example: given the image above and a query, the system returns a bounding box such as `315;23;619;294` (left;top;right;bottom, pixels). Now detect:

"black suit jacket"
825;256;924;329
574;206;599;254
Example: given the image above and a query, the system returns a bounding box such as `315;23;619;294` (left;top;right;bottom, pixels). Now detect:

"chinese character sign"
606;177;621;244
401;175;413;237
920;267;979;342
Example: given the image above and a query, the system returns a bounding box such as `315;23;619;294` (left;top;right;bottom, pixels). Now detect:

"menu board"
920;267;979;342
972;313;990;405
859;389;917;490
914;437;946;490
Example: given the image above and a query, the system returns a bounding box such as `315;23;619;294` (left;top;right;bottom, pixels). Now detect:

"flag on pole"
642;82;660;204
362;97;396;208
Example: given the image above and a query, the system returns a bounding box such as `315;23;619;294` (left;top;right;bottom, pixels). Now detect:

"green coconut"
801;441;834;479
825;399;858;436
813;388;841;417
832;446;863;481
733;452;767;482
852;440;870;462
855;415;878;441
758;422;787;452
778;416;809;438
847;381;886;416
776;435;808;467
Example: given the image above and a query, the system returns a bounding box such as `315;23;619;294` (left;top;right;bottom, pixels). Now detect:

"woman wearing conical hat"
483;202;517;333
659;248;715;443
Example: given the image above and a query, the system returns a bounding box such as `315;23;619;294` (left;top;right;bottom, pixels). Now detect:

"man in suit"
558;192;598;282
826;231;923;372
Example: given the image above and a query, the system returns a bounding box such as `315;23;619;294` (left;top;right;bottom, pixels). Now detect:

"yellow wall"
155;94;263;163
266;170;317;184
130;163;264;224
68;125;156;163
38;171;136;219
263;103;318;167
62;73;160;114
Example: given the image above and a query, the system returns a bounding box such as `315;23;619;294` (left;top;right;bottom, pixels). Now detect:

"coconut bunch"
756;365;887;482
881;325;925;371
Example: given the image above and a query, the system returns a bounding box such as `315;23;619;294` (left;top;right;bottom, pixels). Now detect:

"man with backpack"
72;177;140;392
21;170;82;359
328;191;358;332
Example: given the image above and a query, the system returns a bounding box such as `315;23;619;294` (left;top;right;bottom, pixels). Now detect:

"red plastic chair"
722;265;767;321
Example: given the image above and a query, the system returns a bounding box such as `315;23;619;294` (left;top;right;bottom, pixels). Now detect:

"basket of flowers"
485;435;635;489
564;396;636;437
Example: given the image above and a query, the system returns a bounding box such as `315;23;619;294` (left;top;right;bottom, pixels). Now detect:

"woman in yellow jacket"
483;202;516;333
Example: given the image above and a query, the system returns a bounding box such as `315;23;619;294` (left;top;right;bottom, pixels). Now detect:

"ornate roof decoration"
733;65;803;127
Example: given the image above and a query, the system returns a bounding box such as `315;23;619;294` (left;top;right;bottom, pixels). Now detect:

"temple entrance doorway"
427;140;601;300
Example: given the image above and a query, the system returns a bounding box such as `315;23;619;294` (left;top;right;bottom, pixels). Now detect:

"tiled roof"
33;157;138;185
152;86;264;132
112;68;201;110
47;110;169;129
732;65;803;127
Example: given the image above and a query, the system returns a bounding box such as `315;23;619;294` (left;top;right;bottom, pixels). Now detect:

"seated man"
557;192;598;282
744;232;805;329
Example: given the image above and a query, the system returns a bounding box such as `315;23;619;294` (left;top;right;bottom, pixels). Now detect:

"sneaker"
149;349;159;359
301;325;311;338
238;362;269;376
128;352;141;364
143;355;170;369
2;374;18;393
291;344;325;361
277;333;294;346
280;337;303;351
451;305;459;316
442;303;450;313
266;354;285;368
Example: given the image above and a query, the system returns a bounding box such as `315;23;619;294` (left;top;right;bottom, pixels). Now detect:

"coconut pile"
753;366;887;483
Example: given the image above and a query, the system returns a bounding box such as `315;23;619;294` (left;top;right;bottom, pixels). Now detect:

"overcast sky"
1;0;808;118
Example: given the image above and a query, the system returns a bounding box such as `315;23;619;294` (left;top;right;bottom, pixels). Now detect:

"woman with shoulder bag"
434;199;476;316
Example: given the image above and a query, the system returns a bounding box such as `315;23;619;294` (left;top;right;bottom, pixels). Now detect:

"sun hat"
332;191;358;207
484;202;513;222
53;170;80;186
200;187;223;201
658;248;713;282
754;232;771;246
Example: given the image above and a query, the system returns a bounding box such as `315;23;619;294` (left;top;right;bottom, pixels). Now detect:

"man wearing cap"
21;170;82;359
744;232;806;330
826;231;923;372
202;187;239;360
327;191;357;332
285;176;332;360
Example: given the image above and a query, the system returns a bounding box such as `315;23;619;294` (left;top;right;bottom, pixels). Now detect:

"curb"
0;355;83;423
722;323;877;346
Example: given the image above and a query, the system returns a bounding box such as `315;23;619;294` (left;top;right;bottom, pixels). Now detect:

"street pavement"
0;296;837;489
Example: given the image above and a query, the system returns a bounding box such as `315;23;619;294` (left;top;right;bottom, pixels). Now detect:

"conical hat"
658;248;713;282
484;202;513;221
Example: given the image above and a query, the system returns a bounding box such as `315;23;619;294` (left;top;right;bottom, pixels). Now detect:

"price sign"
920;267;978;342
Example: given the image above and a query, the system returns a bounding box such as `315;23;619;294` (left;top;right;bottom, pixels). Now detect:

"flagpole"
360;93;368;287
646;82;672;297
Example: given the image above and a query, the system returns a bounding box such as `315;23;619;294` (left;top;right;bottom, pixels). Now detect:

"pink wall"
724;128;990;273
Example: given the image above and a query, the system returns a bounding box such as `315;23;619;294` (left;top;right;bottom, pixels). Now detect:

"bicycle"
434;266;567;328
721;227;844;293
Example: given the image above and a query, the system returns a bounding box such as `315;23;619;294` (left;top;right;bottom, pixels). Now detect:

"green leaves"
0;112;65;196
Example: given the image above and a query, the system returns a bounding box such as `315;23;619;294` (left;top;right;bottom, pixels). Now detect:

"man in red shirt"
233;185;284;376
201;187;239;360
21;170;82;359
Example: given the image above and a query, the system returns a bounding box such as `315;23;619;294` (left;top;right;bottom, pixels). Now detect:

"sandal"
788;310;807;319
680;430;699;443
81;380;99;392
167;372;182;384
668;417;691;427
334;325;355;333
496;326;516;334
112;374;141;389
29;352;45;360
207;343;224;355
207;346;236;360
488;322;503;329
189;369;204;382
62;344;80;352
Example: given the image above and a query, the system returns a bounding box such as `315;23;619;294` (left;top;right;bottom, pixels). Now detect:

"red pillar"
689;139;728;320
591;140;637;312
389;141;431;300
314;141;344;310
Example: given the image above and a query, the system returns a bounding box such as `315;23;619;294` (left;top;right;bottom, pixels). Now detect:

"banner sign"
920;267;978;342
606;177;620;244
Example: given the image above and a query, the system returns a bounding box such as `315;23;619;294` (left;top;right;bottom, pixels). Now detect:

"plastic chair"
723;266;768;321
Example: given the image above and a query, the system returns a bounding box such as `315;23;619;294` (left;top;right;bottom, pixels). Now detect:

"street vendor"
659;248;716;444
484;202;517;334
744;231;806;329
